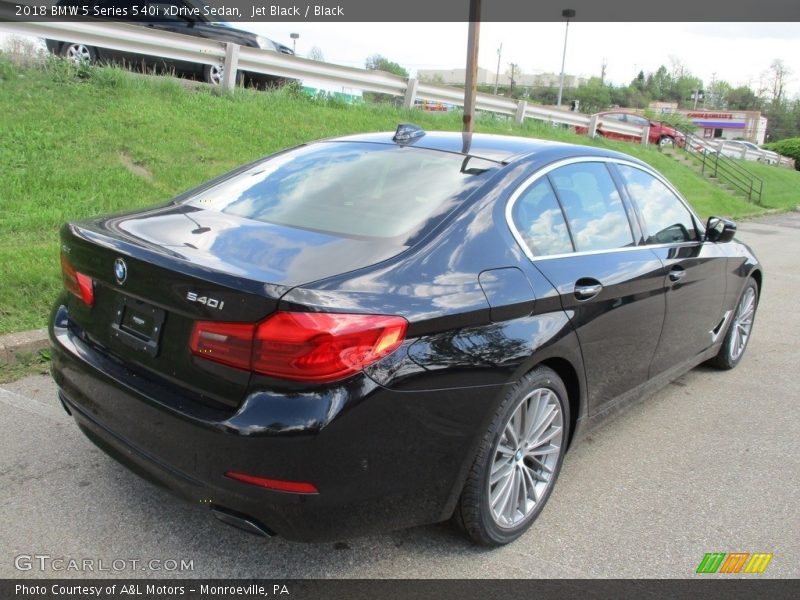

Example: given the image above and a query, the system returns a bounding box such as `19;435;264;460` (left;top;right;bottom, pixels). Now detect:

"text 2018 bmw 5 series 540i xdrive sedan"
49;126;761;546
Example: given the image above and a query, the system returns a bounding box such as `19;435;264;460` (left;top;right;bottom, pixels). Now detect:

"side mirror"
705;216;737;243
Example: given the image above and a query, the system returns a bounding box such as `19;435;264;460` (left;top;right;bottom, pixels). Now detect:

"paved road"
2;213;798;579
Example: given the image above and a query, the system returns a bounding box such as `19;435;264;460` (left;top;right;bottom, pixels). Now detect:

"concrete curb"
0;329;49;365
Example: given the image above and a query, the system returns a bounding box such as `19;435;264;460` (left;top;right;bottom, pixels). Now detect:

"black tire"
59;42;95;64
453;366;570;546
707;278;759;370
658;136;675;148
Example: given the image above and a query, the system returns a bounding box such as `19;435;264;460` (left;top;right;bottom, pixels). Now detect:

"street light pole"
494;43;502;95
556;8;576;107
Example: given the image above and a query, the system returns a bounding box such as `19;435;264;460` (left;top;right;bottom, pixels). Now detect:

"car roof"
328;131;644;165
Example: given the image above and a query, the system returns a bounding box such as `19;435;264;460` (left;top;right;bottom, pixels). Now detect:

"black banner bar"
3;579;800;600
3;0;800;22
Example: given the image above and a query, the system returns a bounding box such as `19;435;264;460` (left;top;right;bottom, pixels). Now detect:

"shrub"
763;138;800;171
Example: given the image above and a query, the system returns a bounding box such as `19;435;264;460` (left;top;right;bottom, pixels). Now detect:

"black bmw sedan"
50;126;761;546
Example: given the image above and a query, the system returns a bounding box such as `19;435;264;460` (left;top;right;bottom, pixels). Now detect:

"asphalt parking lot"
1;212;798;579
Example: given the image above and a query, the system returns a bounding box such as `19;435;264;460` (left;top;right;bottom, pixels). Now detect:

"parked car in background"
576;111;685;148
50;126;761;546
716;140;779;165
45;0;293;87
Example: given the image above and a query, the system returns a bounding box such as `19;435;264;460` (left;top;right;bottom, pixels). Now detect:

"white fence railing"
1;16;794;167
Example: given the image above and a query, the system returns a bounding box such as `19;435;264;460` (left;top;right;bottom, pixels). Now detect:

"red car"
576;111;685;147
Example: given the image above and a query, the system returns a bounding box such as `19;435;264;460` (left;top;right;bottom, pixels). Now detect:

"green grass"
2;56;799;334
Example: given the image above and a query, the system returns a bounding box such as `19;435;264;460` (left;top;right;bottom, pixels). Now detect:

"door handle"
669;267;686;282
574;282;603;300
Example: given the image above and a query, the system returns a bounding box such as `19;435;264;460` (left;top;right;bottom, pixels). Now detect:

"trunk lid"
60;204;405;409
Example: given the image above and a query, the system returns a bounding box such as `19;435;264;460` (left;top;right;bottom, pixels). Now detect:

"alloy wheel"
65;44;92;64
488;387;564;529
729;286;756;362
207;64;223;85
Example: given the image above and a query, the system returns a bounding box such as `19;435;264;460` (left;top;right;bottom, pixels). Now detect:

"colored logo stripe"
696;552;773;574
744;553;773;574
697;553;726;573
719;553;749;574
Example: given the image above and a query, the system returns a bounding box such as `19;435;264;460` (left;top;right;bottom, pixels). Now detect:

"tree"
727;86;761;111
767;59;790;105
645;65;672;101
705;79;732;110
308;46;325;62
364;54;408;105
573;77;611;113
365;54;408;78
631;70;646;93
670;73;704;107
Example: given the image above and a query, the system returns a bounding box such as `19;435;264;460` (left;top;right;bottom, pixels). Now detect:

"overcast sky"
247;22;800;96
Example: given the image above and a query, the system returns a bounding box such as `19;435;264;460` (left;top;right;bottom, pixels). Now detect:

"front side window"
548;162;635;252
616;165;698;244
511;178;573;256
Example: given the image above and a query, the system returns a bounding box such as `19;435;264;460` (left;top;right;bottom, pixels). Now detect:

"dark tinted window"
548;162;634;252
627;114;650;127
616;165;698;244
187;142;496;242
511;179;573;256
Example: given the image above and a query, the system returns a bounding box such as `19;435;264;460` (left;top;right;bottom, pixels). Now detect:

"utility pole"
600;58;607;85
462;0;481;148
509;62;518;94
494;42;502;95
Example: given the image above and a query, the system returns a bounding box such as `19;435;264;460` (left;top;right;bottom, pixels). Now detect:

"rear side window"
187;142;496;243
616;165;699;244
511;179;573;256
548;162;635;252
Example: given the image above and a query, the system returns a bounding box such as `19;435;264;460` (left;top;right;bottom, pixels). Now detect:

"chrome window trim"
505;156;706;262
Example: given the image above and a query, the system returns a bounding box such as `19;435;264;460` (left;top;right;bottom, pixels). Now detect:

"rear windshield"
185;142;497;243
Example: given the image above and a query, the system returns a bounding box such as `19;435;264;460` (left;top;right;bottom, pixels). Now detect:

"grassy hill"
2;56;799;334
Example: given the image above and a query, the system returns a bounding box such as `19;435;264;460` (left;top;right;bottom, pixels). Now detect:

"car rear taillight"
60;252;94;306
190;321;255;372
190;312;407;383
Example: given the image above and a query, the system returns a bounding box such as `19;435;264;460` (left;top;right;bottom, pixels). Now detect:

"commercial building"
649;102;767;144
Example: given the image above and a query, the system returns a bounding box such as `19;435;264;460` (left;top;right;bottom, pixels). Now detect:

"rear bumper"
49;305;496;541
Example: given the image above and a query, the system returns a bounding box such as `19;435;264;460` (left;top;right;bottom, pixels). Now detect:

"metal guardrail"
0;16;651;141
708;140;792;168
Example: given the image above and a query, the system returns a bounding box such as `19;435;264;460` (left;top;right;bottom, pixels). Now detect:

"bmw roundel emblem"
114;258;127;285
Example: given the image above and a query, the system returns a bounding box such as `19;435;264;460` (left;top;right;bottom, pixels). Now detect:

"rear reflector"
224;471;319;494
190;311;407;383
60;252;94;306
